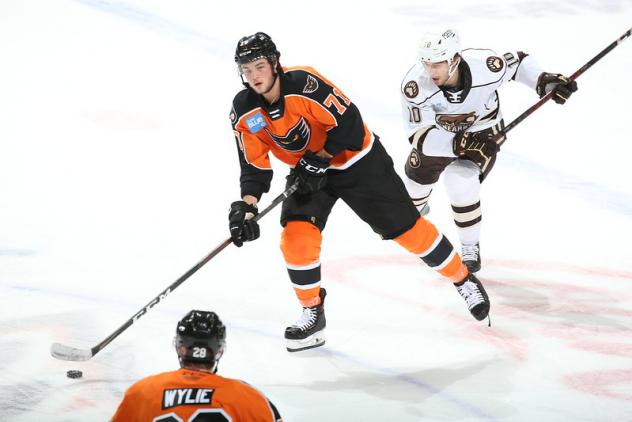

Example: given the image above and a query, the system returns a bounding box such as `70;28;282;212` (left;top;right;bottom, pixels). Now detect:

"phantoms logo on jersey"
265;117;311;152
162;388;214;409
435;112;477;132
303;75;319;94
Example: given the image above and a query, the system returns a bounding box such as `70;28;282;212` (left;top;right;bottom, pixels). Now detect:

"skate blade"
286;330;326;352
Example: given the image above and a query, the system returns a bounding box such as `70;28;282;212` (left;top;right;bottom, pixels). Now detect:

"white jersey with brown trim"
400;48;543;152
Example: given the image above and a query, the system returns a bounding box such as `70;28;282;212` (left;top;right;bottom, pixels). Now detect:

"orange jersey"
230;66;375;199
111;368;282;422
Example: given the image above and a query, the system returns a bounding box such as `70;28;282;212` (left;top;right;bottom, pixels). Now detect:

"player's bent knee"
280;221;322;266
394;217;440;255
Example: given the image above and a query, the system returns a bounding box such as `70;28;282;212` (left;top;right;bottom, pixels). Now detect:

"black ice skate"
461;242;481;273
455;273;490;321
285;288;326;352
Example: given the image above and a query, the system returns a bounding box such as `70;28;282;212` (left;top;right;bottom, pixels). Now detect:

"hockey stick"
51;181;299;361
502;26;631;135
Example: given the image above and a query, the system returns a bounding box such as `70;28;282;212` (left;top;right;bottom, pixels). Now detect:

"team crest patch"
436;112;477;133
486;56;504;73
404;80;419;98
265;117;311;152
245;112;267;133
408;149;421;168
229;107;237;125
303;75;319;94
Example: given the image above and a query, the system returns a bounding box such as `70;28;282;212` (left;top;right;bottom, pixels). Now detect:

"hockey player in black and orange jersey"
227;32;490;353
111;310;282;422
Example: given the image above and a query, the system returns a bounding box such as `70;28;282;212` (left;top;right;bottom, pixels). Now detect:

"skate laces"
457;280;485;309
461;244;479;262
293;307;318;330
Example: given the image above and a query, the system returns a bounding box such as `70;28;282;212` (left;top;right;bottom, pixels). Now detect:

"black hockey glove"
228;201;259;247
536;72;578;105
290;151;330;195
453;130;500;174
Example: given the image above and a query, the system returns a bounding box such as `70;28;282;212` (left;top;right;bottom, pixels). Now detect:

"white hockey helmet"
417;29;461;66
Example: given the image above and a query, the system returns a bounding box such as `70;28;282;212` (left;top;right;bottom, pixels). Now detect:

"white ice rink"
2;0;632;420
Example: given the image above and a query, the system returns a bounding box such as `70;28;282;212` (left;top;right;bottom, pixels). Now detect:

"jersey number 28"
154;408;231;422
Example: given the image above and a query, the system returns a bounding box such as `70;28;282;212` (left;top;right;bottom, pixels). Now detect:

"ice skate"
455;273;489;321
285;288;326;352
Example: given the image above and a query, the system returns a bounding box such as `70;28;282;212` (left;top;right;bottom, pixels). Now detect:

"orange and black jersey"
111;368;282;422
230;66;375;200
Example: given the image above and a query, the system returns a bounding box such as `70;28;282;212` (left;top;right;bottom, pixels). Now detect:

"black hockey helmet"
234;32;281;70
175;310;226;370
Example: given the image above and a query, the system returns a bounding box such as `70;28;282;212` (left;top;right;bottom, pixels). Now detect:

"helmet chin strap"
447;55;460;79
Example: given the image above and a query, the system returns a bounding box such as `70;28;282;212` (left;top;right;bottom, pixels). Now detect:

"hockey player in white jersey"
401;29;577;272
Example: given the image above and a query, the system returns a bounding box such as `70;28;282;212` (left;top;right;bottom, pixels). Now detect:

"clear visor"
421;60;448;71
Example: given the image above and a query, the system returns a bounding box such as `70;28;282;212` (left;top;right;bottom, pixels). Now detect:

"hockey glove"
228;201;259;247
290;151;330;195
453;130;500;174
536;72;578;105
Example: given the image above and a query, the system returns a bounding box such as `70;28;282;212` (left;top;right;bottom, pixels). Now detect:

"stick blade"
50;342;94;361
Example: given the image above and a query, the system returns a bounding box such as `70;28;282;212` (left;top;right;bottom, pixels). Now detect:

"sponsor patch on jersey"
404;80;419;98
408;149;421;168
265;117;311;152
246;112;267;133
303;75;319;94
486;56;504;73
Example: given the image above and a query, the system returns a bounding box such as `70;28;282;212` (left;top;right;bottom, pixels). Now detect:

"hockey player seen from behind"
228;32;491;353
111;310;283;422
401;29;577;273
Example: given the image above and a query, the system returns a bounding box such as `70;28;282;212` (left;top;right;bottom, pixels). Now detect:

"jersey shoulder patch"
403;80;420;98
282;66;345;108
461;48;505;85
485;55;504;73
401;64;438;103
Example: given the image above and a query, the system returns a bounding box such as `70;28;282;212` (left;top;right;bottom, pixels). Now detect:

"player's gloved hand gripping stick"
50;181;299;361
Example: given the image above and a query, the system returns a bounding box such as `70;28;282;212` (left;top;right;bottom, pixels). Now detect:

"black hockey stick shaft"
503;26;631;135
51;181;298;361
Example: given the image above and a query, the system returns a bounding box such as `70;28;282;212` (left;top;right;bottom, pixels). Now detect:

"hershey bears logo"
408;149;421;168
303;75;319;94
486;56;504;73
404;80;419;98
265;117;311;152
435;112;477;133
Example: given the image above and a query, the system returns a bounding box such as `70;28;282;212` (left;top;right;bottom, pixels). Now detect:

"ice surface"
1;0;631;420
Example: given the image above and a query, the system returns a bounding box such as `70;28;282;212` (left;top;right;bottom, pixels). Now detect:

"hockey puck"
67;370;83;379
